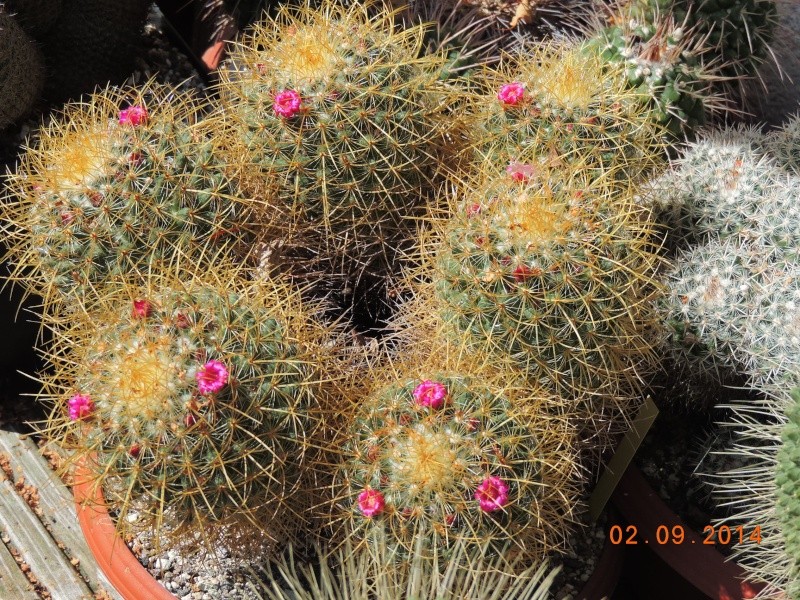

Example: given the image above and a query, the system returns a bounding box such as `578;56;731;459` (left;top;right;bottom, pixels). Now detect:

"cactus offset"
332;342;580;564
213;0;460;310
2;82;252;311
37;262;341;547
0;9;44;130
469;42;667;187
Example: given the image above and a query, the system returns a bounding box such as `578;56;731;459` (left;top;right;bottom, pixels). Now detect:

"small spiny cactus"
213;0;461;309
2;82;253;311
468;42;666;186
37;261;342;548
332;341;580;564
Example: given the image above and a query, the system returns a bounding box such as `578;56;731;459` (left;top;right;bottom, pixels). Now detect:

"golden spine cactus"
212;0;461;311
2;82;252;312
416;164;665;423
36;260;343;548
330;333;581;565
465;42;667;188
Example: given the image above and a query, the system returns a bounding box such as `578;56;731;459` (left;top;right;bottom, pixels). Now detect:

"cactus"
213;0;461;312
469;42;666;186
2;0;62;39
774;388;800;599
0;8;45;131
658;237;769;385
37;261;341;547
425;166;664;411
41;0;151;102
765;112;800;175
332;342;580;563
582;9;724;137
619;0;778;98
258;535;559;599
2;82;253;311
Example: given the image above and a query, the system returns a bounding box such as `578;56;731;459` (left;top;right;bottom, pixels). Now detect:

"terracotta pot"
155;0;237;75
611;463;765;600
73;458;175;600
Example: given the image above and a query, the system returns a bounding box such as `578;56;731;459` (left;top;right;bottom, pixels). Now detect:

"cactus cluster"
39;262;338;544
213;1;459;309
0;7;45;130
2;82;252;310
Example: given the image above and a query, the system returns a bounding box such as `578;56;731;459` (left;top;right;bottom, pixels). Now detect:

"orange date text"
608;524;762;545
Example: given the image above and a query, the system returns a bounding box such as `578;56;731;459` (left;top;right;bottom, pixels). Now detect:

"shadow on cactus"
212;0;462;315
329;340;581;565
34;260;343;552
2;81;253;313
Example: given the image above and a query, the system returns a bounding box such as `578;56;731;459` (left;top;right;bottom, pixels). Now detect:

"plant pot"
73;458;176;600
611;463;764;600
155;0;237;75
574;509;628;600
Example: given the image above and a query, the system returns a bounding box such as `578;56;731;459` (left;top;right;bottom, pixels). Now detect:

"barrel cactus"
468;42;666;187
2;82;253;311
213;0;461;311
38;263;340;547
0;8;44;130
332;345;579;564
427;166;664;411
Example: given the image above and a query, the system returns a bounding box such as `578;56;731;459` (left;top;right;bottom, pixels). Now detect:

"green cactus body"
39;266;337;544
583;14;712;136
214;1;460;299
3;83;252;309
42;0;150;102
625;0;777;85
2;0;62;39
0;9;44;130
472;44;665;187
431;172;663;403
775;389;800;600
338;364;578;563
766;113;800;175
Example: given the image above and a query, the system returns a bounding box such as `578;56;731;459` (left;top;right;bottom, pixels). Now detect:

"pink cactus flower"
506;161;536;182
474;475;509;512
132;299;152;319
196;360;229;394
497;82;525;106
118;106;148;126
273;89;302;118
68;394;94;421
412;380;447;409
466;203;482;217
357;488;385;517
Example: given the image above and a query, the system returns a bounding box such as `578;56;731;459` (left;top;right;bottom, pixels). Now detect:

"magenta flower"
68;394;94;421
497;82;525;106
273;89;302;118
413;380;447;409
357;488;385;517
196;360;229;394
131;299;152;319
466;203;482;218
506;161;536;183
118;106;148;126
474;476;509;512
